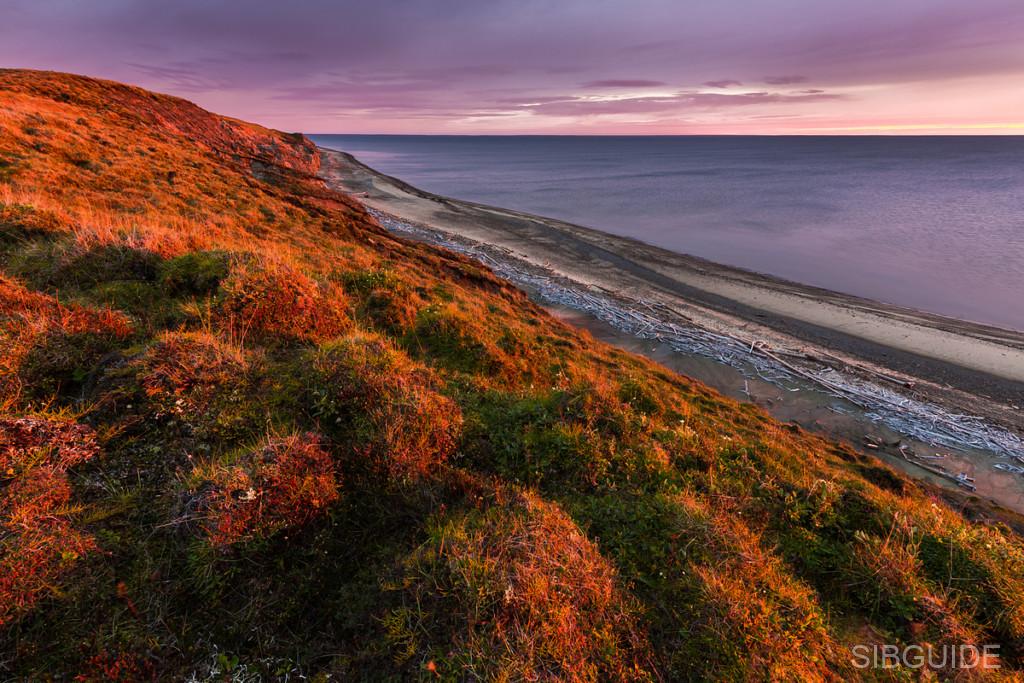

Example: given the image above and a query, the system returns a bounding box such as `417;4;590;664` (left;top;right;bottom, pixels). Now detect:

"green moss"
338;266;398;294
19;329;124;402
157;250;231;295
405;304;498;374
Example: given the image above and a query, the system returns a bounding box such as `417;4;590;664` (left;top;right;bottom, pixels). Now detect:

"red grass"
0;275;131;406
0;416;100;626
196;432;339;547
74;650;157;682
218;262;352;344
135;330;249;417
413;488;653;681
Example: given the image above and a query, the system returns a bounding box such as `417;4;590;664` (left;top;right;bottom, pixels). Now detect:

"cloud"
522;89;844;117
494;95;575;105
126;62;232;92
581;79;667;88
4;0;1023;132
703;79;742;88
763;75;809;85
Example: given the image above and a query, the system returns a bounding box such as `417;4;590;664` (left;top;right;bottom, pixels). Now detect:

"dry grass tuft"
190;432;339;548
310;332;462;483
217;262;352;344
401;488;654;681
135;330;250;418
0;415;99;626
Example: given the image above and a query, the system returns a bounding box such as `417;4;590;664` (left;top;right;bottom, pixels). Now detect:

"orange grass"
402;487;654;681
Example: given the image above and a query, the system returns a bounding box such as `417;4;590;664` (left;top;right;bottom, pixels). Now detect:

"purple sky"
3;0;1024;133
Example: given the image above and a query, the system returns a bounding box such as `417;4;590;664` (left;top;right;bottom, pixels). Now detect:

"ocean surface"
311;135;1024;332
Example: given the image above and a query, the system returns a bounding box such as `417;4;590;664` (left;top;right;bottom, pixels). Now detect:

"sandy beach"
319;148;1024;511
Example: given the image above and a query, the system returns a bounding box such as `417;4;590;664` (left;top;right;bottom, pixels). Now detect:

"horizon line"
307;131;1024;137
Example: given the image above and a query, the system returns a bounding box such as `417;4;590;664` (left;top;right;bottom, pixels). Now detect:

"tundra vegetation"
1;70;1023;681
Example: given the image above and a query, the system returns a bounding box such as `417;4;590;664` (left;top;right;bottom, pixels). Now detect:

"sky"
3;0;1024;134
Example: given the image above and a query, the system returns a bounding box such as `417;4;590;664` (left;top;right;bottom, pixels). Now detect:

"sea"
311;135;1024;332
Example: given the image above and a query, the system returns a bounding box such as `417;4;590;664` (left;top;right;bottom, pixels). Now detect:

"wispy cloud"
763;75;808;85
703;79;742;88
581;79;667;88
126;62;231;92
520;89;844;117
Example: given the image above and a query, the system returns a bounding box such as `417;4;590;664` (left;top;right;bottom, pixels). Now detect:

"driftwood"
372;209;1024;475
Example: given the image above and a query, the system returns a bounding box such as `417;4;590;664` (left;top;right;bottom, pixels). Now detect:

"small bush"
189;432;340;548
218;262;351;344
0;416;100;626
395;488;654;681
0;275;131;404
18;329;123;401
74;650;157;682
135;330;249;419
309;333;462;484
359;287;421;334
409;302;508;374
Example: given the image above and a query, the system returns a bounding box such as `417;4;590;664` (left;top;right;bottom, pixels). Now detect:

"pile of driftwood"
373;210;1024;472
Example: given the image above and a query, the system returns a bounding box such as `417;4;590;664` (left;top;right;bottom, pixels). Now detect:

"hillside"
1;69;1023;680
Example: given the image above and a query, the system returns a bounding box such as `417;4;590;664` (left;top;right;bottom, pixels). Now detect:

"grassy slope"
1;70;1023;681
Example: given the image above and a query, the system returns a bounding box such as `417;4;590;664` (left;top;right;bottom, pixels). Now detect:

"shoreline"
318;147;1024;511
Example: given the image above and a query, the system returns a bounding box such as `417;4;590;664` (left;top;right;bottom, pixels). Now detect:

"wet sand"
319;148;1024;512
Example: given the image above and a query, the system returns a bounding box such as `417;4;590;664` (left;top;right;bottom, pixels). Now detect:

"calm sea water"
312;135;1024;332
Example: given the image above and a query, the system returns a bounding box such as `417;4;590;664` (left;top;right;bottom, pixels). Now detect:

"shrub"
394;488;654;681
359;287;421;334
189;432;339;548
309;332;462;483
74;650;157;682
409;302;508;374
0;416;100;626
0;275;131;405
134;330;249;419
217;262;351;344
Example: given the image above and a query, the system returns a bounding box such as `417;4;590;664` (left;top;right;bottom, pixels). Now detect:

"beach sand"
319;148;1024;511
